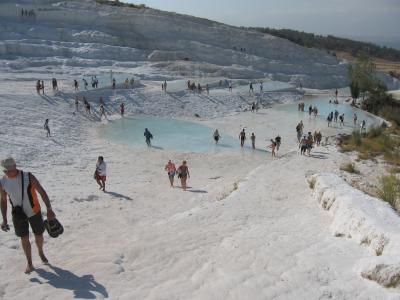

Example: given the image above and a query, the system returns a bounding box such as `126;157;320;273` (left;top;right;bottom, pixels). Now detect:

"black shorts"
12;212;45;237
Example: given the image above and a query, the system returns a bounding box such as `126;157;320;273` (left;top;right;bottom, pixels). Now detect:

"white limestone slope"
308;173;400;288
0;0;351;88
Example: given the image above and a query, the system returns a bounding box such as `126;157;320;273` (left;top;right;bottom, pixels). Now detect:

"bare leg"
34;234;48;264
101;179;106;192
95;178;103;189
21;235;34;273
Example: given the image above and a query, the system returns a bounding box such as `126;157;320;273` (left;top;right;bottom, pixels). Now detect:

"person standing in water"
269;139;277;157
120;102;125;117
213;129;220;144
94;156;107;192
100;104;106;119
44;119;50;137
239;129;246;147
275;135;281;151
251;133;256;149
0;157;56;273
74;79;79;91
75;96;79;112
249;82;253;93
353;113;357;125
36;80;41;95
164;80;167;91
112;78;116;89
177;160;190;191
164;160;176;188
144;128;153;147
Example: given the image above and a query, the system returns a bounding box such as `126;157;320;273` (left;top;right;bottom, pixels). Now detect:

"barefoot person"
44;119;50;137
177;160;190;191
239;129;246;147
269;139;277;157
94;156;107;192
213;129;220;144
164;160;176;187
0;157;56;273
250;133;256;149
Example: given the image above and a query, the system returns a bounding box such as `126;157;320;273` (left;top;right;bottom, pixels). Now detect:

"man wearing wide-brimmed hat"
0;157;56;273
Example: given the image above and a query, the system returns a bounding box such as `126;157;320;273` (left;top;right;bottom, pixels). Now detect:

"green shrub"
376;174;400;208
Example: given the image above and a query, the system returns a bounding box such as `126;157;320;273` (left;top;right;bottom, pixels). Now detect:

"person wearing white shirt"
94;156;107;192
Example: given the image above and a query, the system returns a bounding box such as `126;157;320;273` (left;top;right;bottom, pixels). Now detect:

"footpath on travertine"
0;86;397;299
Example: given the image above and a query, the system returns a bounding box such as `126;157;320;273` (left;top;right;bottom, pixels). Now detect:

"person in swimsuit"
144;128;153;147
239;129;246;147
269;139;277;157
177;160;190;191
251;133;256;149
164;160;176;187
213;129;220;144
120;102;125;117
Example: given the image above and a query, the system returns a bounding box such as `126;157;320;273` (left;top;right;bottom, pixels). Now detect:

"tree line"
249;27;400;62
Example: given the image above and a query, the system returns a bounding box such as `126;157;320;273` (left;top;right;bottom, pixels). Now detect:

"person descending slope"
144;128;153;147
0;157;57;273
94;156;107;192
164;160;176;188
177;160;190;191
44;119;50;137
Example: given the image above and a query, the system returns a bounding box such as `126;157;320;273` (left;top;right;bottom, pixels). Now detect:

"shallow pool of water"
275;95;380;128
99;116;265;154
82;73;137;89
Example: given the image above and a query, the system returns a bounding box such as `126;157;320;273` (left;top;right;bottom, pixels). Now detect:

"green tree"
349;80;360;100
348;53;378;100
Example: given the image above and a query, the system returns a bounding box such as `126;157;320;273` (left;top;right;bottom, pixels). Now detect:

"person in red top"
164;160;176;187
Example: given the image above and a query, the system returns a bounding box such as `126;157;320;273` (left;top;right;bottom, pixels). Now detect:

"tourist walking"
339;114;344;126
44;119;50;137
144;128;153;147
251;133;256;149
0;157;56;273
75;96;79;112
269;139;277;157
213;129;220;144
100;104;106;119
164;160;176;187
275;135;281;151
120;102;125;117
360;120;366;133
239;129;246;147
36;80;41;95
52;78;58;91
177;161;190;191
94;156;107;192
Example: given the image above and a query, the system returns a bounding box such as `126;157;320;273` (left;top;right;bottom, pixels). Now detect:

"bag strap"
20;171;24;209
